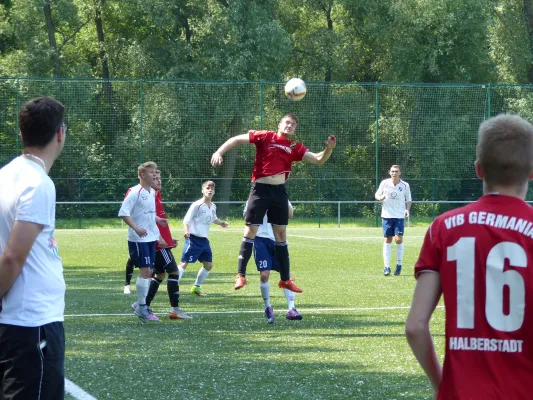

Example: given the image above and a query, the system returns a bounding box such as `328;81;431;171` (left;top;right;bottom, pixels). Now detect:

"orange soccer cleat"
278;279;302;293
234;274;248;290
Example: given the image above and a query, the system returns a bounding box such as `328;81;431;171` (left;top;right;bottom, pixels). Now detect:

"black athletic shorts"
245;183;289;226
0;321;65;400
154;248;178;274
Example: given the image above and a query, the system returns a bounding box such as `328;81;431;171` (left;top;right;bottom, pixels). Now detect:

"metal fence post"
139;79;144;163
375;82;380;227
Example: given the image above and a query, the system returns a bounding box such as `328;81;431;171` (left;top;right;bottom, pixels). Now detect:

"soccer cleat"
135;306;160;324
394;264;402;276
190;285;207;297
123;285;131;294
384;266;391;276
168;307;193;320
264;306;275;324
131;301;138;311
234;274;247;290
278;279;302;293
286;308;303;320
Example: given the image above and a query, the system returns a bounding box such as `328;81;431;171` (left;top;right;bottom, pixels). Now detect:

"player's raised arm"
302;135;336;165
211;134;251;167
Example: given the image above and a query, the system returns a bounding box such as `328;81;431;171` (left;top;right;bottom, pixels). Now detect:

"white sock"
396;243;404;266
284;288;295;310
177;265;185;282
383;242;392;268
260;281;271;308
136;277;151;307
194;267;210;286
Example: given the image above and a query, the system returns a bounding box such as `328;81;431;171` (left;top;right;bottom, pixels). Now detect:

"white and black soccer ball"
284;78;307;101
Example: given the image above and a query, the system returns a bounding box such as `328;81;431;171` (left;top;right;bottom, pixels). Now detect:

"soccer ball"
284;78;307;101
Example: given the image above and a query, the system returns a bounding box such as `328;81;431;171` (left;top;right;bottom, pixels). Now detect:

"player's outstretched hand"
220;221;229;228
211;152;223;167
326;135;337;150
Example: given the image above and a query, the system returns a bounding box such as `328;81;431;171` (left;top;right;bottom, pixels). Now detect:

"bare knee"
139;267;152;279
260;270;270;283
273;225;287;242
244;225;258;239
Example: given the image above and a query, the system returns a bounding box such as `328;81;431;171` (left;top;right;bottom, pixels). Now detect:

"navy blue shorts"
253;236;280;272
181;235;212;263
154;248;178;274
128;241;156;268
382;218;405;237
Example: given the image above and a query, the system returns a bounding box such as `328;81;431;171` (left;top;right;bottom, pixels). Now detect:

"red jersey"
248;130;308;181
155;191;175;251
415;195;533;400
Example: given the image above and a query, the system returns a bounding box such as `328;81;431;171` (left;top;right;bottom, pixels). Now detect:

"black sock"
275;242;290;281
146;277;162;306
167;275;180;308
237;238;254;277
125;258;134;285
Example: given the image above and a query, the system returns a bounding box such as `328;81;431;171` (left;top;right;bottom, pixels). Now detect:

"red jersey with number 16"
415;194;533;400
155;191;175;251
248;130;308;181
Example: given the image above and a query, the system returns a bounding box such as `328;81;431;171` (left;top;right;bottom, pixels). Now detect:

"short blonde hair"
390;165;401;172
202;180;215;189
138;161;158;178
477;114;533;186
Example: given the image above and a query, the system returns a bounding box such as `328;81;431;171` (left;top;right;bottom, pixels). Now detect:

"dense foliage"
2;0;533;218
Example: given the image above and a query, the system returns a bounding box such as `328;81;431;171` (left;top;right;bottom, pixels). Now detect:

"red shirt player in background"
406;114;533;400
211;114;336;297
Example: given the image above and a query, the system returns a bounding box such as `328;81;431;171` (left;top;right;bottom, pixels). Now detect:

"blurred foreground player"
406;114;533;400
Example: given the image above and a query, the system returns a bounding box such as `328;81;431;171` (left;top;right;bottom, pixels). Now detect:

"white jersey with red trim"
375;178;412;218
118;184;159;242
183;199;218;238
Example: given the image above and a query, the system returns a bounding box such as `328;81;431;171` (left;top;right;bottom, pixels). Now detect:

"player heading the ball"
211;113;337;293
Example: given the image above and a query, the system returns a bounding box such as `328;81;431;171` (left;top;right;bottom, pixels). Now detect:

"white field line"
64;305;443;318
289;234;425;240
65;378;98;400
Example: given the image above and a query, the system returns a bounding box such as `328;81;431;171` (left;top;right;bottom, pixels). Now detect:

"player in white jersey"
244;201;302;323
375;165;412;276
0;97;67;399
177;181;228;297
118;161;165;323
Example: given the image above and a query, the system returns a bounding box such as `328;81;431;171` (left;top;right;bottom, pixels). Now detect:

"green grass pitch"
60;226;444;400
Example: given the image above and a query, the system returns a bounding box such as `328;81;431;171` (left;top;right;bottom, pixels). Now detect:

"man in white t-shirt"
0;97;67;399
118;161;164;324
375;165;412;276
177;181;228;297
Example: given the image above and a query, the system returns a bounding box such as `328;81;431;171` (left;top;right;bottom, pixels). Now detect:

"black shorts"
154;248;179;275
245;183;289;226
0;321;65;400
